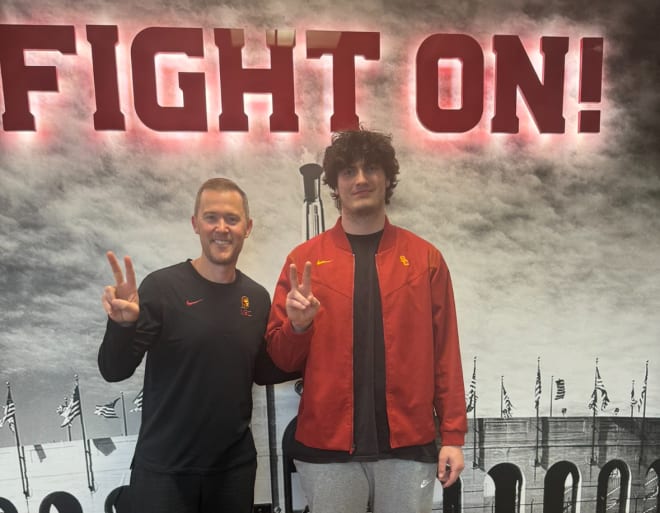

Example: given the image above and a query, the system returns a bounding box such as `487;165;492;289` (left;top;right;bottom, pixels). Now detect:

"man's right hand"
285;261;320;332
102;251;139;325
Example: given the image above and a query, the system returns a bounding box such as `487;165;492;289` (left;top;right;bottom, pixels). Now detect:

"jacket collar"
329;216;397;253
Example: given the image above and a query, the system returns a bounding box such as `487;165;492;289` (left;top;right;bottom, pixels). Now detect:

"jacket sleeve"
265;255;314;373
97;274;162;382
431;252;468;446
253;338;302;385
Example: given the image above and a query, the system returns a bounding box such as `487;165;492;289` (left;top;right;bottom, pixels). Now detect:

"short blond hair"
194;178;250;219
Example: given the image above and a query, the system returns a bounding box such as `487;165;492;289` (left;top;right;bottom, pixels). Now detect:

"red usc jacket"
266;217;467;451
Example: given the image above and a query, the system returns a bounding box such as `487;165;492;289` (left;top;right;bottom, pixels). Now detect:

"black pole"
75;375;95;491
266;385;280;511
472;357;478;468
590;358;598;466
535;358;540;466
639;360;648;466
121;392;128;436
500;376;503;419
630;380;635;419
300;163;325;241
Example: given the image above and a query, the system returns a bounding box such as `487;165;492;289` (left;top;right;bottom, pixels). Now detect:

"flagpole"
590;358;598;466
5;383;30;497
642;361;648;422
120;392;128;436
640;360;648;466
630;380;635;418
500;376;503;420
472;357;478;468
535;358;540;467
75;375;95;491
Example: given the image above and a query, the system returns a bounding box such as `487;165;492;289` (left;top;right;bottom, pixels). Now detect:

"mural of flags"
595;366;610;410
502;382;514;419
56;396;68;417
130;389;143;412
534;359;542;410
0;387;16;433
61;384;81;428
554;378;566;400
466;360;477;413
588;362;610;412
640;361;648;412
1;384;29;496
588;388;598;411
94;398;120;419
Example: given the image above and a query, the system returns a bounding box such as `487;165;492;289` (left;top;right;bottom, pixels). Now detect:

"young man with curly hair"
267;129;467;513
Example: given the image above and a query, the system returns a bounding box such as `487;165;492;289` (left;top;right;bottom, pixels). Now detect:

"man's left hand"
437;446;465;488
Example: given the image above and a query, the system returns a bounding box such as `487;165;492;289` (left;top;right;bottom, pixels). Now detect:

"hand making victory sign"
285;261;320;333
102;251;140;325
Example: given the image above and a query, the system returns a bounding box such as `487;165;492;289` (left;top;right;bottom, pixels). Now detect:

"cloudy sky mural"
0;0;658;451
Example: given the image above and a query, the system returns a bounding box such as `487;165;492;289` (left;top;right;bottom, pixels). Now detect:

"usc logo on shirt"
240;296;252;317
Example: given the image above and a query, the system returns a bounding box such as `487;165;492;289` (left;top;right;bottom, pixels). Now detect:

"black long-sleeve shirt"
99;260;295;474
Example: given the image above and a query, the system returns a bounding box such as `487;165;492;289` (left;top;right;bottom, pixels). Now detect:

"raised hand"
285;261;320;332
102;251;139;325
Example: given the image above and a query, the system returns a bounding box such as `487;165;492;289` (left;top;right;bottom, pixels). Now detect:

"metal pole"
630;380;635;418
639;360;648;466
535;358;540;466
6;382;30;497
472;357;478;469
121;392;128;436
500;376;503;420
590;359;598;466
75;375;95;491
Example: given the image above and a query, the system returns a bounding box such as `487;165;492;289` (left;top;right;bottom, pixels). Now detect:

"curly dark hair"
322;128;400;208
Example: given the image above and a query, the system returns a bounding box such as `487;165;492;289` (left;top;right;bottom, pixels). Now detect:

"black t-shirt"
289;232;437;463
98;260;293;474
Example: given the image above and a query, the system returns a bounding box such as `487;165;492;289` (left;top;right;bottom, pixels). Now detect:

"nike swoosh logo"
316;259;333;266
420;478;433;488
185;298;204;306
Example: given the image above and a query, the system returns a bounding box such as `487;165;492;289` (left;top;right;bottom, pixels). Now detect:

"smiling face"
336;159;390;219
322;129;400;213
192;189;253;271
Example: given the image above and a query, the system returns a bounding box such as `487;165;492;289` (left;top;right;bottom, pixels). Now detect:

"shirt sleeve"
97;273;163;382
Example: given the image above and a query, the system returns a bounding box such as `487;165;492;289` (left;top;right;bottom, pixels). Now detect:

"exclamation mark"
578;37;604;133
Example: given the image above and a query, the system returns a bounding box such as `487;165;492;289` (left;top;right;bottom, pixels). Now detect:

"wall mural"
1;0;658;510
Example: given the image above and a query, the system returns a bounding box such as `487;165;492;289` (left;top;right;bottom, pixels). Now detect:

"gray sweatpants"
294;459;437;513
